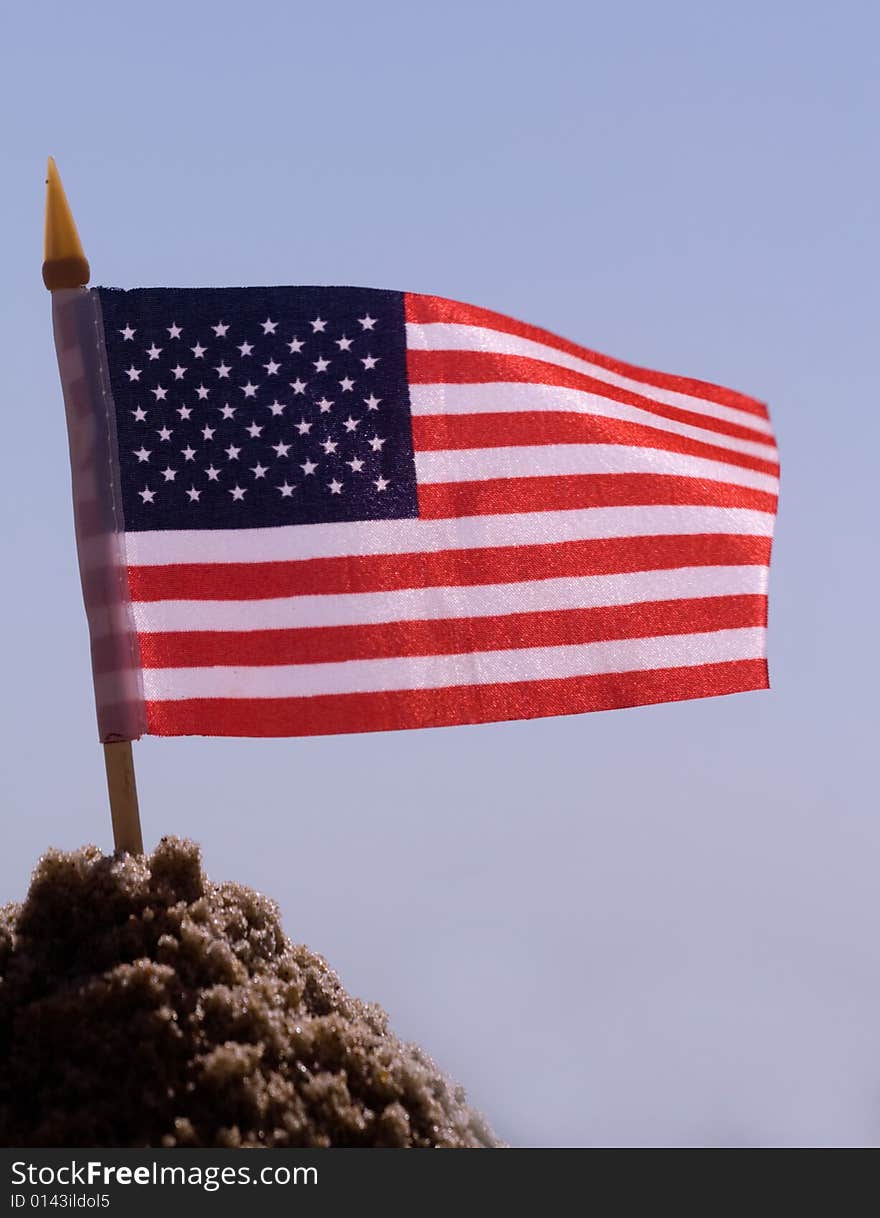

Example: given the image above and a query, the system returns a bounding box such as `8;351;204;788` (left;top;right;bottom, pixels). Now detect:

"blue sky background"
1;0;878;1146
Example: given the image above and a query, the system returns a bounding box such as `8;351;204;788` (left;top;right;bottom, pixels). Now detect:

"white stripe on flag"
130;566;768;634
413;444;780;493
132;627;767;701
122;506;776;566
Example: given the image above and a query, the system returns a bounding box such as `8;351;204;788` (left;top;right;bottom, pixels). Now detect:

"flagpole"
43;157;144;856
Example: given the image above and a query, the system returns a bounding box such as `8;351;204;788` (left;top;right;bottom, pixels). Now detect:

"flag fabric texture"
51;285;778;741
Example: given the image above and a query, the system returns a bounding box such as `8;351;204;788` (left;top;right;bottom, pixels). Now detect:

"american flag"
52;285;778;740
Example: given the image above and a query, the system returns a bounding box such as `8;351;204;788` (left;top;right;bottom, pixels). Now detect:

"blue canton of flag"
98;286;419;531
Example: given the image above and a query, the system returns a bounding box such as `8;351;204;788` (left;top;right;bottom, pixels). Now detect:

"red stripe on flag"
127;534;772;602
411;412;778;476
136;595;767;669
407;350;772;446
418;475;778;520
145;658;769;736
404;293;769;420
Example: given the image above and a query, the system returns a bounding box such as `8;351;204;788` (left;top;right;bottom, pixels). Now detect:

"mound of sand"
0;837;499;1148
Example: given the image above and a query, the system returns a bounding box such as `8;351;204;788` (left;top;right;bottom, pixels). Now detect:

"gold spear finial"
42;157;90;290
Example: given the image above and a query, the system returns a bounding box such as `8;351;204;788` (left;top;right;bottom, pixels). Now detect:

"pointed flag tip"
42;157;90;291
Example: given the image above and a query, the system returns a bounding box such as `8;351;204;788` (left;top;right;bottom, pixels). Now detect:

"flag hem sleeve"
52;288;147;742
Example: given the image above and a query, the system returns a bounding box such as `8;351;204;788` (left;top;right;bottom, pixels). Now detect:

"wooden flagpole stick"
103;741;144;855
43;156;144;855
